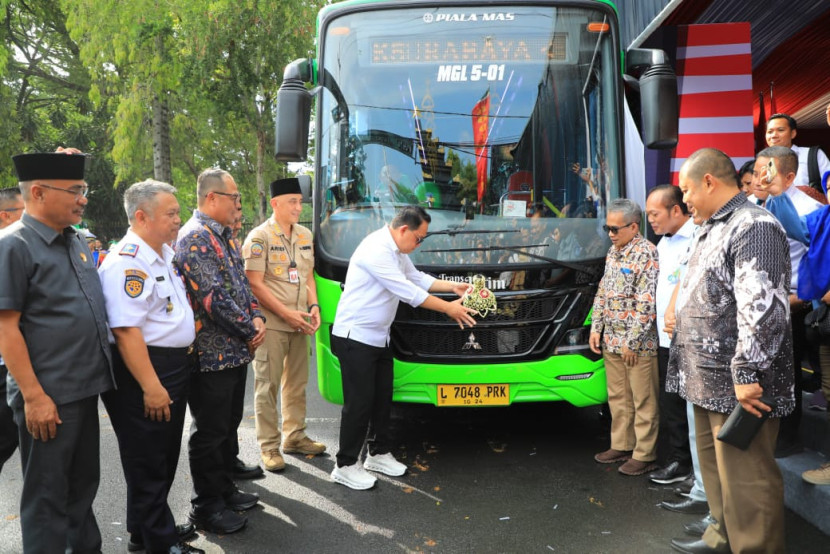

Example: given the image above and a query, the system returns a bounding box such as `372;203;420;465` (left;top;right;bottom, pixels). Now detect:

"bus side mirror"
275;58;313;161
626;48;678;150
297;174;312;203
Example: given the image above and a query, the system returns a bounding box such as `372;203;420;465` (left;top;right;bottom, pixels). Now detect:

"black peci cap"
269;177;302;198
12;153;88;182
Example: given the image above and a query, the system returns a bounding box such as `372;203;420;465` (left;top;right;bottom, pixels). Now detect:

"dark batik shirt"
590;234;659;356
667;193;795;417
174;210;261;372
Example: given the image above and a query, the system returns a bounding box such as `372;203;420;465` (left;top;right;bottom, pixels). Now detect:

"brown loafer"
618;458;658;476
594;448;632;464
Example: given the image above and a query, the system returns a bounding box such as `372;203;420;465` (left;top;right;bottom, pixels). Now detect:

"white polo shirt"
655;217;696;348
332;225;435;348
98;229;195;348
791;144;830;188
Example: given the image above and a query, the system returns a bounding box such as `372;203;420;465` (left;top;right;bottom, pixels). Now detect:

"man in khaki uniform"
242;177;325;472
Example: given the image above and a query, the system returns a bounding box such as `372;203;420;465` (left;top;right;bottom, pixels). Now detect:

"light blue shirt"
656;217;696;348
333;225;435;347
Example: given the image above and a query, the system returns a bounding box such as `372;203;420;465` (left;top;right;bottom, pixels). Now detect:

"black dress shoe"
188;508;247;535
225;489;259;511
671;537;729;553
673;475;695;496
684;514;716;537
128;522;199;551
649;461;693;485
661;497;709;514
233;457;265;480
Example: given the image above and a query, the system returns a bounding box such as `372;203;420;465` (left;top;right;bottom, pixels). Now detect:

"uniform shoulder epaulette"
119;243;139;257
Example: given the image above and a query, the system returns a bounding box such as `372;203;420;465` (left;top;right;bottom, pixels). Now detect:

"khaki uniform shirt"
242;218;314;332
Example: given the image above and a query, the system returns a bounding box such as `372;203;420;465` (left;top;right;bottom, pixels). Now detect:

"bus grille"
389;289;590;363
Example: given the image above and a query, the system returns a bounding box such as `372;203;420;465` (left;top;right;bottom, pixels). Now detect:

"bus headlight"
553;326;600;361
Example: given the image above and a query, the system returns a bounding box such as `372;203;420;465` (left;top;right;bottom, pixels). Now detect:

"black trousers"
778;311;806;447
13;394;101;554
188;364;247;514
332;335;394;467
657;347;691;467
102;347;192;551
0;364;19;474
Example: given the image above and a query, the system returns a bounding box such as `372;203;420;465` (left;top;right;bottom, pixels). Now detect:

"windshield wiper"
426;227;519;238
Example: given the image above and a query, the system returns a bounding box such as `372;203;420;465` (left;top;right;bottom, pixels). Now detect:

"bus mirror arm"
275;59;315;161
625;48;678;150
625;48;669;73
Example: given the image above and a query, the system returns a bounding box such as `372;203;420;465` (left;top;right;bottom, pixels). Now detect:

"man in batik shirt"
175;168;266;535
589;198;660;476
668;148;793;554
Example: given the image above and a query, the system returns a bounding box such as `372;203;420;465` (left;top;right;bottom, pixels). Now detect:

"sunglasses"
602;222;634;234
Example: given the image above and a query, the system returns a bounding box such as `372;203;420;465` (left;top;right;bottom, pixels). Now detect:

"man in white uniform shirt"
331;206;478;490
765;113;830;195
98;180;203;554
758;145;824;459
646;186;713;532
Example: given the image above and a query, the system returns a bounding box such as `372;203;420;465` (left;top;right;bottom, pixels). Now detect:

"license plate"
437;384;510;406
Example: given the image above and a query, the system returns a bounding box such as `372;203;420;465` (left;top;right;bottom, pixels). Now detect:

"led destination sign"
370;33;567;64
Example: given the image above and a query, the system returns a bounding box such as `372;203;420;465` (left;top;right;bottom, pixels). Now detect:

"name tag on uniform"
288;266;300;284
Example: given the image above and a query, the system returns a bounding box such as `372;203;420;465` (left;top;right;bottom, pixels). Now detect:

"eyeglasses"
1;207;23;213
37;183;89;198
410;229;427;244
213;191;242;202
602;222;635;234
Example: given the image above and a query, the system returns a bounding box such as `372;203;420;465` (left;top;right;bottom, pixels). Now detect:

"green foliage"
1;0;325;228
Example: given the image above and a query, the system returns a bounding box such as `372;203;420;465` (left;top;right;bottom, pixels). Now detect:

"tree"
0;0;126;241
177;0;323;221
62;0;181;186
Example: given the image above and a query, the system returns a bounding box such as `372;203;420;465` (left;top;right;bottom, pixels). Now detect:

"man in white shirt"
330;205;478;490
644;185;706;512
98;180;203;553
766;113;830;194
758;145;824;458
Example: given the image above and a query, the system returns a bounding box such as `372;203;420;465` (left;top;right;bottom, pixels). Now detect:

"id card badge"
288;266;300;283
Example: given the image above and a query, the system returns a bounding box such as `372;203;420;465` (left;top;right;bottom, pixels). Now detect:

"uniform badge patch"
274;267;283;275
120;243;139;257
250;243;264;258
124;269;147;298
125;276;144;297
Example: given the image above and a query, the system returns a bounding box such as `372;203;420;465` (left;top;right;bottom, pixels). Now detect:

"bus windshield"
316;5;621;267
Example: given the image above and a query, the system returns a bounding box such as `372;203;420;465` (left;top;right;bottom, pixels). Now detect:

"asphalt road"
1;350;827;553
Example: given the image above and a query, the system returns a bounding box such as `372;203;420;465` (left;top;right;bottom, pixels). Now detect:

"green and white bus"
275;0;677;407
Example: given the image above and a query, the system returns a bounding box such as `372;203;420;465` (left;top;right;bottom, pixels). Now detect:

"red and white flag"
671;23;755;184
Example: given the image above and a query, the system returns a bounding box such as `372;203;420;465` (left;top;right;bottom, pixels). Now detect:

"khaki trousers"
603;350;659;461
694;405;785;554
253;329;310;452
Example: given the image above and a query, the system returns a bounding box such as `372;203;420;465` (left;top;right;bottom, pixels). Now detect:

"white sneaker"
331;463;377;490
363;452;407;477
